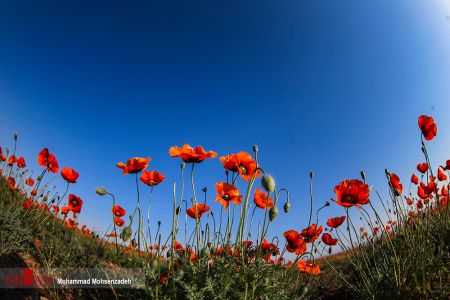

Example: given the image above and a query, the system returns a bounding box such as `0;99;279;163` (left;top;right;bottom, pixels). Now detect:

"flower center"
239;165;247;175
343;195;357;204
223;194;230;200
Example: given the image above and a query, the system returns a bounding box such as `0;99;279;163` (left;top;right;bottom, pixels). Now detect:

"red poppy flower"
37;148;59;173
297;260;321;275
437;167;447;181
321;233;338;246
117;157;150;174
186;203;210;219
446;160;450;170
442;185;449;197
68;194;83;213
23;199;33;209
261;238;280;258
0;147;5;161
283;230;307;255
417;182;432;199
417;199;424;209
373;226;379;234
169;144;217;163
418;115;437;141
61;206;70;215
189;249;198;262
332;179;370;207
8;155;16;167
242;241;253;248
215;182;242;208
7;177;15;190
61;167;79;183
16;157;26;168
25;178;35;186
417;163;428;174
411;174;419;185
31;189;37;196
173;241;185;253
52;205;59;214
326;216;346;228
219;152;260;181
112;205;126;217
114;217;125;227
253;189;274;209
106;232;118;237
389;173;403;195
67;219;78;228
300;224;323;243
406;198;413;205
140;170;165;186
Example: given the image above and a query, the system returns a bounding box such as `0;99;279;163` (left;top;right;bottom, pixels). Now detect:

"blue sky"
1;0;450;250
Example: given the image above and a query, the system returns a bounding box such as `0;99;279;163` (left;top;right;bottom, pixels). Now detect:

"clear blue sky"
1;0;450;248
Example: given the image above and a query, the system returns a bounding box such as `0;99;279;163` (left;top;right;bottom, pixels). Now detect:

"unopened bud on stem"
261;173;275;193
96;187;107;196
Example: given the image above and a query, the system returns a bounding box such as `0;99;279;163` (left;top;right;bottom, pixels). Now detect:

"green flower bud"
120;226;132;242
13;132;18;141
253;145;259;153
261;173;275;193
269;206;278;221
181;162;185;170
283;201;290;213
96;187;107;196
309;171;314;178
201;248;210;257
360;171;366;181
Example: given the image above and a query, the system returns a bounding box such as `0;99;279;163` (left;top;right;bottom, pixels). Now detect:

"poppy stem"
190;163;201;256
107;192;120;255
57;182;70;206
135;173;141;252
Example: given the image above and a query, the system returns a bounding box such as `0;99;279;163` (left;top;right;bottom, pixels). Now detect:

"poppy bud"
14;132;18;141
283;201;290;213
96;187;107;196
310;171;314;178
253;145;259;153
181;162;185;170
37;176;42;181
269;206;278;221
202;187;207;193
201;248;210;257
261;173;275;193
120;226;132;242
176;206;181;215
385;169;390;176
361;171;366;181
300;286;308;297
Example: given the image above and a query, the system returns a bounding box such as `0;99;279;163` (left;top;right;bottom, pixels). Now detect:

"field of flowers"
0;114;448;299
